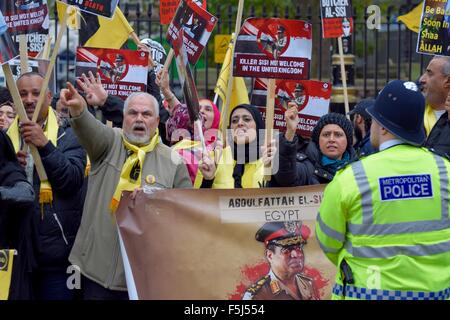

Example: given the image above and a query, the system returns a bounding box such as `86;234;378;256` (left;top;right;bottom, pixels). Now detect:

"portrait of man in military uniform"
292;83;306;107
242;221;319;300
273;25;287;59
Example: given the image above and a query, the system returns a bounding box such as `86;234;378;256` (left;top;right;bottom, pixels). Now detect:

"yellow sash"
424;104;438;137
7;108;59;204
110;129;160;212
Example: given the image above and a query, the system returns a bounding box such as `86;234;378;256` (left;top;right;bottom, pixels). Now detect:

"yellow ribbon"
7;108;59;206
110;129;160;213
424;104;438;137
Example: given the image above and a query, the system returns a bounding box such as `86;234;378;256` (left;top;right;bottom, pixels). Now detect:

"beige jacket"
69;109;192;291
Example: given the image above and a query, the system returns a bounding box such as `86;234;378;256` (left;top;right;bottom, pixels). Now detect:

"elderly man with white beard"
59;83;192;300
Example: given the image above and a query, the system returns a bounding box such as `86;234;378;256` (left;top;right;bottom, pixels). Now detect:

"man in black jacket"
8;72;86;300
423;105;450;157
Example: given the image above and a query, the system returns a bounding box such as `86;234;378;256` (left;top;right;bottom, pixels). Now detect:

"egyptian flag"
57;2;133;49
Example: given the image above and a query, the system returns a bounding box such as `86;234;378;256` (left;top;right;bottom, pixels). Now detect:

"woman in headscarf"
272;106;357;187
156;69;222;186
0;130;35;299
199;104;277;189
171;98;221;186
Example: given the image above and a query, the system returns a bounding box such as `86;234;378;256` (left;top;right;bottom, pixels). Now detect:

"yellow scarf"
110;129;160;212
424;104;438;136
7;108;59;205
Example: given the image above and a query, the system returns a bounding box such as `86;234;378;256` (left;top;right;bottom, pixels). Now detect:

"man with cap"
316;80;450;300
273;25;287;59
292;83;306;107
110;54;126;83
243;221;319;300
348;98;377;157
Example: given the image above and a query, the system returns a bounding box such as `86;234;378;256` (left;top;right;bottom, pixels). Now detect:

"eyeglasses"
279;244;304;255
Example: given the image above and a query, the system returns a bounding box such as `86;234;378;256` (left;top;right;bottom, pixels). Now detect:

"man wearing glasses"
243;221;319;300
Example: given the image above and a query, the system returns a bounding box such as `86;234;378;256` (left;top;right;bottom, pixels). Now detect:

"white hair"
123;92;159;117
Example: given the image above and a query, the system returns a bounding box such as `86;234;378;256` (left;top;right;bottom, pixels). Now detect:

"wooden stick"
338;36;350;117
263;78;276;181
19;34;29;74
31;10;68;123
2;64;48;181
221;0;245;147
163;48;174;72
41;35;52;60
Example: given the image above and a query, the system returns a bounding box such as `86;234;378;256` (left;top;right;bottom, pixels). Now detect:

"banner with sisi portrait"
116;185;336;300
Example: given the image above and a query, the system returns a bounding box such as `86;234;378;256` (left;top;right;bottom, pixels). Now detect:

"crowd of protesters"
1;48;450;300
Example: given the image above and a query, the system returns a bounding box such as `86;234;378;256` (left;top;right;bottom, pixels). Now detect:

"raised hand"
60;82;87;117
284;102;299;142
77;71;108;107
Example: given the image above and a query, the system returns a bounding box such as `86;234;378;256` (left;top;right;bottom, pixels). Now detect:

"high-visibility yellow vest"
316;144;450;300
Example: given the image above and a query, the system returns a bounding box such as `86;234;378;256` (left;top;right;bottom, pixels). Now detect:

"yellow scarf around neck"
424;104;438;137
110;129;160;213
7;108;59;205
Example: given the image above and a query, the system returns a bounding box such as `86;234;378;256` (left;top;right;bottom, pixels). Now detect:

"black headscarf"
228;104;265;188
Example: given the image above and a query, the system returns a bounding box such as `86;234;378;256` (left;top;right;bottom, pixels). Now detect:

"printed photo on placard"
0;10;19;65
252;79;331;138
233;18;312;80
320;0;353;38
0;0;49;35
115;187;335;300
76;47;149;100
166;0;217;65
160;0;206;25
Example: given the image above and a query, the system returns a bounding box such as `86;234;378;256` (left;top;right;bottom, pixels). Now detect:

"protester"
348;98;377;157
60;83;192;300
0;130;35;300
419;56;450;136
7;72;86;300
171;98;221;186
272;105;356;187
421;57;450;156
316;80;450;300
0;101;16;131
199;104;276;188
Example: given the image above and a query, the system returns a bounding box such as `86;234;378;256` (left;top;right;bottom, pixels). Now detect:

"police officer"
316;80;450;300
243;221;319;300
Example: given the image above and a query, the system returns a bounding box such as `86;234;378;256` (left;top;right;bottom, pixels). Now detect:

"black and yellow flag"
397;1;424;33
0;249;15;300
57;2;133;49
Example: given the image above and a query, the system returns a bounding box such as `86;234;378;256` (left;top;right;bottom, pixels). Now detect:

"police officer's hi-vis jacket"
316;144;450;300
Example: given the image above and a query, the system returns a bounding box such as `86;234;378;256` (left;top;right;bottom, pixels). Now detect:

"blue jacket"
32;124;86;271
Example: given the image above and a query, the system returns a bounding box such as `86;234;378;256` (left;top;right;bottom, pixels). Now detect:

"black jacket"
271;134;357;187
424;111;450;157
0;131;36;299
32;123;86;271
